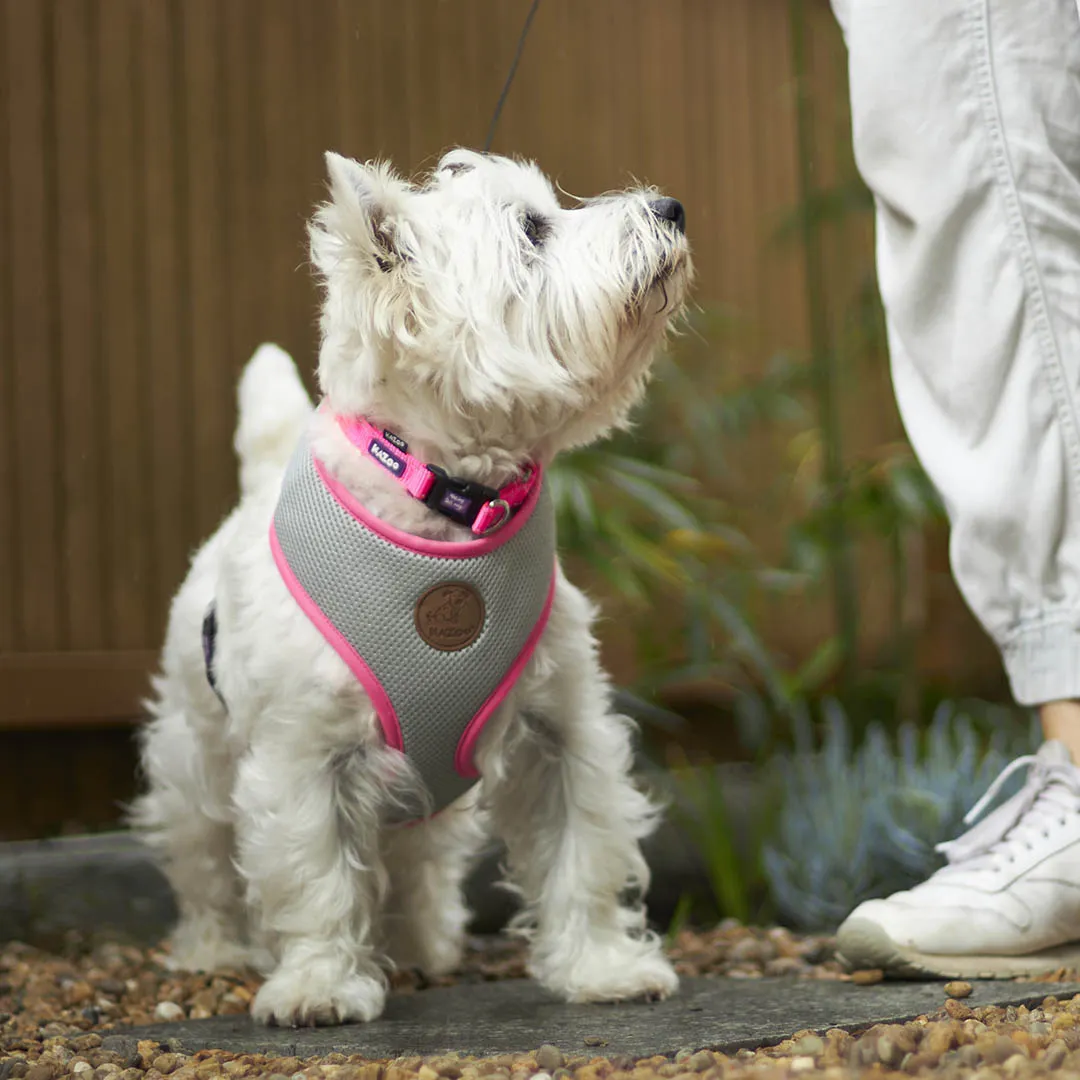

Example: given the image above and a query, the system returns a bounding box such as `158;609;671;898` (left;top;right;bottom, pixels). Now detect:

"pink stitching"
269;521;404;753
453;568;557;778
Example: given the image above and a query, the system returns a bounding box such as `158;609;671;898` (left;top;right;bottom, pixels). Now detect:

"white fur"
132;149;693;1026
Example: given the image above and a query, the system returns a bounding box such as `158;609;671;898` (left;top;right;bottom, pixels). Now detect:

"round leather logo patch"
414;582;485;652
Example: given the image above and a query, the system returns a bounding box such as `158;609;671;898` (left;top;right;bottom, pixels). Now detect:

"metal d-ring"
479;498;512;536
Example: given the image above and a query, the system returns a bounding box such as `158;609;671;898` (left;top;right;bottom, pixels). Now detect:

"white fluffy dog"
132;148;693;1026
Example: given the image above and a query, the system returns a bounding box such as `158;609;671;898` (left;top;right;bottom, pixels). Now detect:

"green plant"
761;701;1040;931
542;4;1019;939
788;0;859;688
549;298;947;737
549;447;701;604
671;760;756;924
548;332;811;715
665;891;696;947
549;0;967;780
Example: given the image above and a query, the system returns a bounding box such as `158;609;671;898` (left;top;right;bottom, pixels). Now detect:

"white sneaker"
836;740;1080;977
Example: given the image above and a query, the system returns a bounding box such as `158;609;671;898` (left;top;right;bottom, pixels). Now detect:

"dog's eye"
522;213;545;247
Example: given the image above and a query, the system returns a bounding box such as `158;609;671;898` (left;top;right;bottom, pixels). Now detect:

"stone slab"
0;828;704;949
1;760;762;948
0;833;177;948
119;977;1080;1059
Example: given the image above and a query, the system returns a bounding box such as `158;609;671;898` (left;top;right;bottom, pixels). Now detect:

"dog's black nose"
649;197;686;234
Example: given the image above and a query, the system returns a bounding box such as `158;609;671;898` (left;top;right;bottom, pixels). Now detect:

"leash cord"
483;0;542;152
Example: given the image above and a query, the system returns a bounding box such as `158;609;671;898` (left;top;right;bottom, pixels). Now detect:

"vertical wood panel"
0;0;15;652
0;0;834;662
372;0;410;164
140;0;191;636
53;0;105;649
439;0;484;153
502;0;559;170
183;0;233;540
749;1;805;354
403;0;444;169
683;1;722;310
612;1;644;183
296;1;338;365
5;0;61;651
259;0;304;358
97;0;149;648
638;2;688;203
423;1;455;156
715;1;751;323
510;0;562;170
583;4;618;188
222;0;264;380
332;0;363;159
130;0;157;643
4;0;981;725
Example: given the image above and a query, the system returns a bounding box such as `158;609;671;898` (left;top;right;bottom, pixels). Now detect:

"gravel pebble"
534;1048;561;1072
788;1035;822;1057
944;981;973;999
667;926;842;981
944;997;975;1021
850;968;884;986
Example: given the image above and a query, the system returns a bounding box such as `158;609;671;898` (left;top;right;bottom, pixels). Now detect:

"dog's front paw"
536;939;679;1004
252;965;386;1026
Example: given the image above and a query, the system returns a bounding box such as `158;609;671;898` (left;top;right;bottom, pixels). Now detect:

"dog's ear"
316;152;410;273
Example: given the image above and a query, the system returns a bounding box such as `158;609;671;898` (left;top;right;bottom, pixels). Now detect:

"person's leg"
850;0;1080;708
832;0;1080;975
1042;701;1080;762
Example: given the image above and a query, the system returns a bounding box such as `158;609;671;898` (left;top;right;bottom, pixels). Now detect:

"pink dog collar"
335;415;539;535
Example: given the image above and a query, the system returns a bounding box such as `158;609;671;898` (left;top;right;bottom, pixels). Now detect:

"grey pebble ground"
5;929;1080;1079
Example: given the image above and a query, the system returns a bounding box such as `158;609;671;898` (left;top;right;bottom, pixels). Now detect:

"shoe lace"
935;753;1080;871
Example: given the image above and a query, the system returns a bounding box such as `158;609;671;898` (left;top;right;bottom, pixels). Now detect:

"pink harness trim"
270;522;405;754
454;572;556;778
270;446;556;784
336;415;541;535
312;454;545;558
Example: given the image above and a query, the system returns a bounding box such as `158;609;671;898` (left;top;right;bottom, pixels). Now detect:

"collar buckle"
423;465;500;528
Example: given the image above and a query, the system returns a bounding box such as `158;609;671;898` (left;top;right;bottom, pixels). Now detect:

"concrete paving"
118;977;1080;1059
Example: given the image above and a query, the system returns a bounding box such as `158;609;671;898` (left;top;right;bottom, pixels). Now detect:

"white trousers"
831;0;1080;704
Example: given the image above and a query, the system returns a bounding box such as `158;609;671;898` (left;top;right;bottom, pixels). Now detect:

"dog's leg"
380;795;487;977
234;738;389;1025
131;708;251;973
484;577;678;1004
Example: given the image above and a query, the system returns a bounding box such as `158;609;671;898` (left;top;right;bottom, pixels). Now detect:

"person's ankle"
1040;699;1080;763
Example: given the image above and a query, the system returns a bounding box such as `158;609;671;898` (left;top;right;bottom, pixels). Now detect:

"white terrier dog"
132;148;692;1026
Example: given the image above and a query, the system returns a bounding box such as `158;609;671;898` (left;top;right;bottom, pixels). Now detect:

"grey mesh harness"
269;438;556;821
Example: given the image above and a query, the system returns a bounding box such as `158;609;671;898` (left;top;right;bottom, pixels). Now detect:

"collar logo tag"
438;490;473;517
415;582;485;652
368;438;405;477
382;429;408;452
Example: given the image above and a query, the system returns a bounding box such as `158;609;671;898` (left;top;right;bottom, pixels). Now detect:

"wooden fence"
0;0;998;729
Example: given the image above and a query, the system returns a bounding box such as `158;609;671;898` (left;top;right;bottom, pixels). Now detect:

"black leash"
483;0;542;152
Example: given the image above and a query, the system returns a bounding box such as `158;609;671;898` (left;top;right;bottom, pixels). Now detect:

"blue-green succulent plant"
762;701;1040;931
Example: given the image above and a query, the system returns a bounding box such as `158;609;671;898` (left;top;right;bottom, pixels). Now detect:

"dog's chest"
270;439;556;820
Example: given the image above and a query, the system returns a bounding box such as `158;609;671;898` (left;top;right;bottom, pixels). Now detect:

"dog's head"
310;148;692;466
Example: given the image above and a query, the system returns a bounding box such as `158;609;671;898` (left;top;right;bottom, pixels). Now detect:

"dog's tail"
234;343;313;498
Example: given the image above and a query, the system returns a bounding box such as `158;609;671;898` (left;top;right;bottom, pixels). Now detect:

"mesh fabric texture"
273;439;556;819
